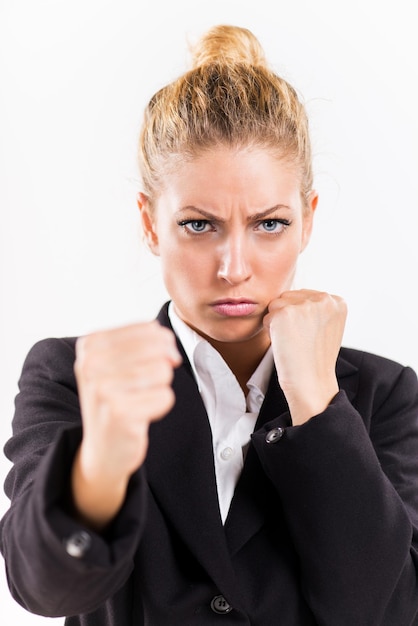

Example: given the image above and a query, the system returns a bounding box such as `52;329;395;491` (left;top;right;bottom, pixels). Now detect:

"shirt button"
65;531;91;558
220;447;234;461
210;594;233;614
265;427;284;444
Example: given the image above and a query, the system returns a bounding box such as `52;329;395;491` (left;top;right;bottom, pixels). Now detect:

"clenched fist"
71;321;182;529
264;289;347;426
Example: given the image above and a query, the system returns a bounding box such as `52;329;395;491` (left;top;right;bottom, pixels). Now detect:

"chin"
201;319;265;344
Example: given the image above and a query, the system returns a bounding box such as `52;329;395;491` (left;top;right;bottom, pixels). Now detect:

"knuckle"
160;360;175;382
75;349;98;381
95;380;111;404
161;386;176;409
145;386;175;422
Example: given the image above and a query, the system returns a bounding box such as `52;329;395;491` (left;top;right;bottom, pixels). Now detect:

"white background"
1;0;417;622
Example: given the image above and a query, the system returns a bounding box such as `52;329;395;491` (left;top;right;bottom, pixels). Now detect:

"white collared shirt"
168;303;274;523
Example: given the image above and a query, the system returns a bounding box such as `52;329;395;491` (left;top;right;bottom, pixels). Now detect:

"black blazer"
1;302;418;625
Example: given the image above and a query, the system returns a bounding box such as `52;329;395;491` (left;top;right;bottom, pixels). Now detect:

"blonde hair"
138;25;313;206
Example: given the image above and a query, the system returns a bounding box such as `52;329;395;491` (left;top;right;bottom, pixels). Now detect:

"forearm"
252;391;418;625
1;427;145;617
71;445;131;532
284;375;340;425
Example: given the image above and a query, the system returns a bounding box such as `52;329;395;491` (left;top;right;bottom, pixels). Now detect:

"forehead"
159;146;302;208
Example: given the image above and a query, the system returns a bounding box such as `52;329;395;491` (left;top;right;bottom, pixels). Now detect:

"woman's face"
139;146;316;348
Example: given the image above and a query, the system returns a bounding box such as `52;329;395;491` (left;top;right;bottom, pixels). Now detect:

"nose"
217;236;251;285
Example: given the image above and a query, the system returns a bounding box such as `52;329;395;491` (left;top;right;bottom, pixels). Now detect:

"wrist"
285;380;339;426
71;446;130;531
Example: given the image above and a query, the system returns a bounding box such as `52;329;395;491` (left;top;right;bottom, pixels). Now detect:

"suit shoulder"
26;336;78;357
20;337;78;386
339;345;418;390
340;346;405;370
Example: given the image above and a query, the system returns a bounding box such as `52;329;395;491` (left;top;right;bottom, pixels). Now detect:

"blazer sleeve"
251;354;418;626
0;338;147;618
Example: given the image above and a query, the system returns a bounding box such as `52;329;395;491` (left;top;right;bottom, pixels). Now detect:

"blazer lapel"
145;305;242;604
224;370;290;554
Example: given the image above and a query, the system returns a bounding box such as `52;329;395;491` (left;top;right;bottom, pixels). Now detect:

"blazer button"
210;594;233;614
265;427;284;444
65;530;91;558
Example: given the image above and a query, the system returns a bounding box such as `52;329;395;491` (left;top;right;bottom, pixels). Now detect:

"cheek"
258;241;301;287
258;238;301;269
159;241;202;293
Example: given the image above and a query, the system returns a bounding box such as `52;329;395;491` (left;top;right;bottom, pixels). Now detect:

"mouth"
210;299;258;317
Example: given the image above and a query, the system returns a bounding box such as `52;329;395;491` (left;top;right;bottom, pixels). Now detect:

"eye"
256;219;291;234
178;219;213;234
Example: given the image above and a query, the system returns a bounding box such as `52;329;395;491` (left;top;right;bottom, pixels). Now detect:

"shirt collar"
168;302;273;398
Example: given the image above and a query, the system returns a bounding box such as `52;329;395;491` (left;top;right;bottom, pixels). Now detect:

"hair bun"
189;24;268;69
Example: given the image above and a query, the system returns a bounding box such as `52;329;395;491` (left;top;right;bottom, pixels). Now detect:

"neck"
207;330;271;394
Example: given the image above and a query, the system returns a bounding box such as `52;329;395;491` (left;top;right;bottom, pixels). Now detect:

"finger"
103;385;176;424
264;290;346;330
103;358;176;392
76;322;180;361
75;325;182;378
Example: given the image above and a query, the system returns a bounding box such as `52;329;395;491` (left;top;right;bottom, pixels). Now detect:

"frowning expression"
139;146;316;349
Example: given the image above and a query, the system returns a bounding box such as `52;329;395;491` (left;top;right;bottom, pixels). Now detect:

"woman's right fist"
74;321;182;483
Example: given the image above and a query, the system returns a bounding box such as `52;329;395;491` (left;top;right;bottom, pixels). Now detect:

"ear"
300;190;318;253
137;192;160;255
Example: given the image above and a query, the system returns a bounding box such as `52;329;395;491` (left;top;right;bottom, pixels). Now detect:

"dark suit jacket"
2;302;418;625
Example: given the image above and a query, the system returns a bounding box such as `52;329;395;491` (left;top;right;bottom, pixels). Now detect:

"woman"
1;24;418;626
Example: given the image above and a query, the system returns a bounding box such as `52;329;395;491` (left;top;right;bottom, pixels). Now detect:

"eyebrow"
176;204;291;222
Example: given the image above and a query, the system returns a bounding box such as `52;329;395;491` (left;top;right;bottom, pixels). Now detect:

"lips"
211;299;257;317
